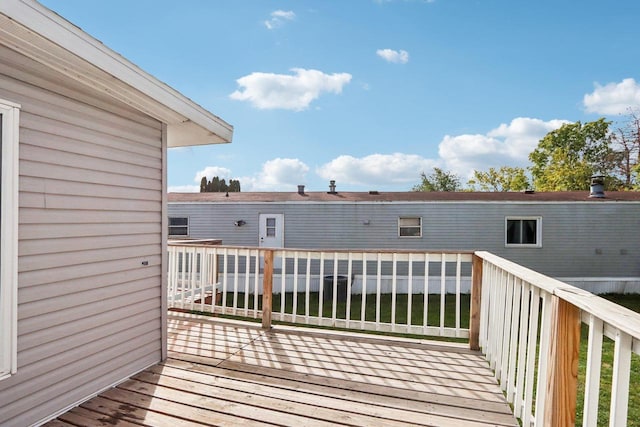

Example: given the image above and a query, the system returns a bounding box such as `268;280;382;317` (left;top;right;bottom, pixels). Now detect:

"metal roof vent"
589;176;605;198
297;185;305;195
328;180;337;194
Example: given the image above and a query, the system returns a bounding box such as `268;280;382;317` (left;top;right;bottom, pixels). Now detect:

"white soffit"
0;0;233;147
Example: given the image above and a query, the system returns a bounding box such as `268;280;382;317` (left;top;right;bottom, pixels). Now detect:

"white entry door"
259;213;284;248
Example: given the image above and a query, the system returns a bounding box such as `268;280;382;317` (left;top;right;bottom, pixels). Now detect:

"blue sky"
41;0;640;192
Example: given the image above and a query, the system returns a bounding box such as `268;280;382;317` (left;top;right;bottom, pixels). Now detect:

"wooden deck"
46;313;518;426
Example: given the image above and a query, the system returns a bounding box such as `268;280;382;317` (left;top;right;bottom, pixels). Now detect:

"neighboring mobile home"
0;1;233;425
168;186;640;293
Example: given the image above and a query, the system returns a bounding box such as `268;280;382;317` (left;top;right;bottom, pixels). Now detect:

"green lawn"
575;294;640;426
215;291;470;340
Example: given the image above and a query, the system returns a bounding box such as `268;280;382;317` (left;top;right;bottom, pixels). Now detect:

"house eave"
0;0;233;147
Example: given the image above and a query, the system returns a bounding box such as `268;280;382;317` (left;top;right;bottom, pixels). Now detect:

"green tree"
199;176;242;193
611;110;640;190
529;118;615;191
413;168;461;192
468;166;530;192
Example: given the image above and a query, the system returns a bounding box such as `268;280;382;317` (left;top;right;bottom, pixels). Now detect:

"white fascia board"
0;0;233;147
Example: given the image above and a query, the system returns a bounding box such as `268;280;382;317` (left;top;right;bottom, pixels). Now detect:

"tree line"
414;112;640;192
200;176;241;193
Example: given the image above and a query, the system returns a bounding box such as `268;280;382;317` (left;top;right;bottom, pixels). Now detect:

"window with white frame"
505;217;541;247
398;217;422;237
168;217;189;236
1;100;20;380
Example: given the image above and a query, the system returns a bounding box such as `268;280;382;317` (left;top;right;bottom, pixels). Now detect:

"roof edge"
1;0;233;146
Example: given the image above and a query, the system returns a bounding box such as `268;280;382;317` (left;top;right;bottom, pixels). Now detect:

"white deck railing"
168;243;640;426
475;251;640;427
168;244;473;338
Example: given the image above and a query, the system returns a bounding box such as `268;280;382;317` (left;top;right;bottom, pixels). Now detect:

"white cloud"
376;49;409;64
438;117;570;179
264;10;295;30
230;68;352;111
240;158;310;191
194;166;232;182
317;153;436;186
168;185;199;193
583;78;640;115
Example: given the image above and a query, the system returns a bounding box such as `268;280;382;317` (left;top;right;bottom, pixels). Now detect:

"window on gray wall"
398;217;422;237
505;217;541;247
169;217;189;236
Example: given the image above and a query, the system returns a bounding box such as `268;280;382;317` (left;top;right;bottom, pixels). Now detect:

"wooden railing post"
543;295;581;426
262;249;274;329
469;254;483;351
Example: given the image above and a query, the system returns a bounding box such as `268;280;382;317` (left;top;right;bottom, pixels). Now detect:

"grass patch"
575;294;640;426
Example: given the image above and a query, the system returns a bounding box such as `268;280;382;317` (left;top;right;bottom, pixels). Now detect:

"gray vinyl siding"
168;201;640;278
0;45;163;426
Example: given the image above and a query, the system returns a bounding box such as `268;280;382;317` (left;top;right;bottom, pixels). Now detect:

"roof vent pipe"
589;175;605;198
297;185;305;195
328;180;337;194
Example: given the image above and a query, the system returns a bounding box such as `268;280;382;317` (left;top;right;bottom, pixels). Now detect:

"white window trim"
168;216;189;237
505;216;542;248
398;216;422;238
0;100;20;380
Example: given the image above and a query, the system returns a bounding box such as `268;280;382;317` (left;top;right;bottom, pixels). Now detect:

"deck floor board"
45;313;518;426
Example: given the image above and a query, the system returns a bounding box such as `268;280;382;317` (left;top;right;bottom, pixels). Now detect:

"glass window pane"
266;218;276;227
522;220;537;244
169;217;188;226
506;220;521;244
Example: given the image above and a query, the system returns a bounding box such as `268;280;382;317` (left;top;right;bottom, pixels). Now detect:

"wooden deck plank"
248;335;491;371
130;369;436;427
48;315;517;426
220;352;503;400
58;406;142;427
233;339;498;384
158;360;518;426
79;395;210;427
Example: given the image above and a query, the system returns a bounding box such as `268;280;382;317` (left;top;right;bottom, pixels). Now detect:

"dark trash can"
323;275;348;302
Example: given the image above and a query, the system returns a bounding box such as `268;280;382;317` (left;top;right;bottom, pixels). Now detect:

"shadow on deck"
46;312;517;426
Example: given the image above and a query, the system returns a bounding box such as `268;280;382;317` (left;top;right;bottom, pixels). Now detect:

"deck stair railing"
474;251;640;427
167;243;640;427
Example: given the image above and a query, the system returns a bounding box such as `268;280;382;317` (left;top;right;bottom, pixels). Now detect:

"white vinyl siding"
505;217;542;248
0;45;163;425
398;217;422;237
0;99;19;381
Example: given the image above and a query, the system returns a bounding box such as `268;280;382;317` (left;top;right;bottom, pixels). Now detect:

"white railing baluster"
440;253;446;336
506;277;522;403
305;251;311;322
253;249;259;318
244;251;250;316
583;315;603;427
292;251;299;323
522;286;541;427
361;252;367;329
534;291;553;425
331;252;338;325
499;273;514;390
391;253;397;333
455;253;461;337
407;253;413;333
346;252;353;328
233;248;239;315
423;253;430;334
280;252;286;316
514;282;531;418
318;252;325;319
610;330;632;427
221;248;228;310
376;253;381;330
